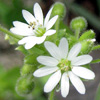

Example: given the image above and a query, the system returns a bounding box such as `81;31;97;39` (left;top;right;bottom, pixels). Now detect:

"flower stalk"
48;89;55;100
0;25;21;40
75;28;80;40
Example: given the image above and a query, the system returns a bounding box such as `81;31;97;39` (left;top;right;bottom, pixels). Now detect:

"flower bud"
51;2;66;19
21;64;36;76
70;17;87;31
16;74;34;96
80;40;95;54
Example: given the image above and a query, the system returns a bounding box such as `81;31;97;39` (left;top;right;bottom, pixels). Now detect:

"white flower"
10;3;58;49
33;37;95;98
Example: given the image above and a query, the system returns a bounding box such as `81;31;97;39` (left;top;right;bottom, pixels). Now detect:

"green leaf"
95;83;100;100
91;59;100;64
28;47;44;55
57;29;67;38
82;64;91;69
92;45;100;50
79;30;95;41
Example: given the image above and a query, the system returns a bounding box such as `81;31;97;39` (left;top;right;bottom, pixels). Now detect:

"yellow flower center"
58;59;71;72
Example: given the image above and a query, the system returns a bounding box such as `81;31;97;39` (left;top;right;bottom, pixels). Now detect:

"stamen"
30;22;33;26
33;22;36;25
28;22;37;30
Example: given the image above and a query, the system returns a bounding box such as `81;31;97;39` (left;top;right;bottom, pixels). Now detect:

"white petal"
72;67;95;80
37;56;59;66
22;10;36;24
44;7;53;26
24;42;36;49
44;29;56;36
33;66;58;77
13;21;28;28
44;70;61;93
35;36;46;44
24;36;46;49
72;55;93;65
18;37;29;44
61;72;69;98
68;71;85;94
59;38;68;58
46;15;58;30
10;27;34;36
18;36;36;49
68;43;81;61
44;41;62;60
34;3;43;25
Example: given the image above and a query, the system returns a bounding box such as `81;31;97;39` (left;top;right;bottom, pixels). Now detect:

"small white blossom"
10;3;58;49
33;37;95;98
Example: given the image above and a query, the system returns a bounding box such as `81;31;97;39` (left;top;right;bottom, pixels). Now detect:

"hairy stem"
75;28;80;39
48;89;55;100
0;25;22;40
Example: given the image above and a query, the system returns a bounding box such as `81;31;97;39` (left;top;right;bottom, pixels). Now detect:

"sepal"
79;30;95;41
21;64;36;76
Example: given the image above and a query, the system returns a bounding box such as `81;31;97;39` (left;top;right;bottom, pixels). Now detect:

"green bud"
21;64;36;76
79;30;95;41
80;40;95;54
16;74;34;96
70;17;87;31
51;2;66;19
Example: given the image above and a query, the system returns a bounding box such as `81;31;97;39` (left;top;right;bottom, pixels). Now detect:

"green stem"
48;89;55;100
0;25;22;40
75;28;80;39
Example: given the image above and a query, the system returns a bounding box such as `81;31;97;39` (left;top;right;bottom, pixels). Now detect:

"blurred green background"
0;0;100;100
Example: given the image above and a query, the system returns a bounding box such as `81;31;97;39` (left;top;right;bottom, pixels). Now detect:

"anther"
32;26;35;29
30;22;33;26
33;22;36;25
28;26;30;28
